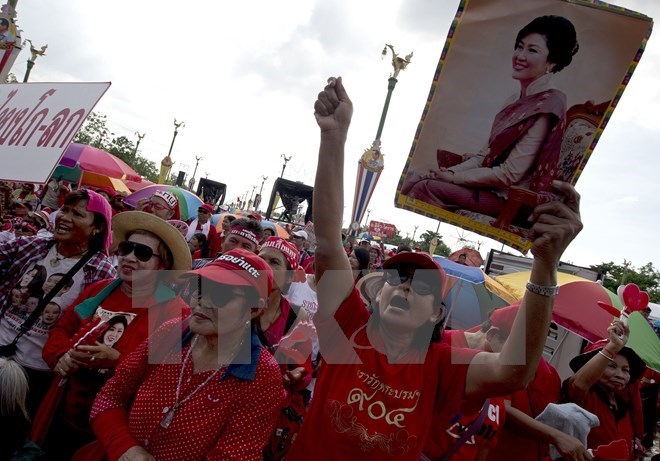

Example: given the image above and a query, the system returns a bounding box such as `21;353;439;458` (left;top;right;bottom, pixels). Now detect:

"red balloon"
621;283;650;313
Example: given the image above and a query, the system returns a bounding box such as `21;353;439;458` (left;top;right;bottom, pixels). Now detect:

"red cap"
382;251;447;299
488;304;520;337
183;248;273;300
199;203;214;213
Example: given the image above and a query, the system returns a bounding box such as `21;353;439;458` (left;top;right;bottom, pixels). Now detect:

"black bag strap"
7;249;98;346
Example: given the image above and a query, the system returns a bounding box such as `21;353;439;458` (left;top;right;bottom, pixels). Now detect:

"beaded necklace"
160;334;245;429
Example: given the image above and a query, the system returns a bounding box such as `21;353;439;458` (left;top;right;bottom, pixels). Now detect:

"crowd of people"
0;75;655;461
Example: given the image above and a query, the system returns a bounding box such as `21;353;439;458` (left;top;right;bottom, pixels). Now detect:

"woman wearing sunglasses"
37;211;192;459
285;77;584;461
89;248;286;461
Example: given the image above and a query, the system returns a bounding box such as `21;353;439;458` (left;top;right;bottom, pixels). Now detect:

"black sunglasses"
117;241;160;262
383;269;436;296
190;284;250;308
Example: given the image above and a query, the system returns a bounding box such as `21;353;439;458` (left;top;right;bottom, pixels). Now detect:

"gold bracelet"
598;350;614;362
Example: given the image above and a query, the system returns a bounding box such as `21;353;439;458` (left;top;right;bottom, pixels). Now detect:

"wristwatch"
526;281;560;297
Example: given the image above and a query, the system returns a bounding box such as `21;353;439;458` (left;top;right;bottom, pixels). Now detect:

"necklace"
49;247;88;267
160;334;246;429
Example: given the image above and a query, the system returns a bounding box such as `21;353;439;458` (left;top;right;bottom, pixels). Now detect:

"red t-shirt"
286;288;478;461
565;381;635;460
489;357;560;461
42;279;190;430
423;330;506;461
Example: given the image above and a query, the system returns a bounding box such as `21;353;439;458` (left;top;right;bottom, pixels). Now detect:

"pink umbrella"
59;143;141;182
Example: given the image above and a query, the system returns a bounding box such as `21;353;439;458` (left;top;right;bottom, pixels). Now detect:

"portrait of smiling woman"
403;15;579;219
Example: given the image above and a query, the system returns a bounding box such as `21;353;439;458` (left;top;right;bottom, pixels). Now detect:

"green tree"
417;230;451;256
590;260;660;302
73;112;158;183
74;112;113;149
107;136;158;183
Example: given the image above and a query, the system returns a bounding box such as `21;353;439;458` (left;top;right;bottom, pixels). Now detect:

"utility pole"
280;154;292;178
412;225;419;243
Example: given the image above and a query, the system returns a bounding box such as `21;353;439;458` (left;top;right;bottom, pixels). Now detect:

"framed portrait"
395;0;653;252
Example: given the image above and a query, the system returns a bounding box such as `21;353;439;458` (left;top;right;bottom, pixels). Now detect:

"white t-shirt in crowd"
0;246;86;370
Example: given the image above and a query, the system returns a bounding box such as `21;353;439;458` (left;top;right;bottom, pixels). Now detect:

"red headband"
228;227;260;246
261;237;300;270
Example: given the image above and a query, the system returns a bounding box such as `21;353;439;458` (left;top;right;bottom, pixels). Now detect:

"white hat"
292;230;308;240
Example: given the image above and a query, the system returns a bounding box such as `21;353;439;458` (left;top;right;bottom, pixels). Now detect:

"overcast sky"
14;0;660;270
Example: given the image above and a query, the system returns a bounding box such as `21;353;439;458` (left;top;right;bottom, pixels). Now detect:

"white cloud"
10;0;660;270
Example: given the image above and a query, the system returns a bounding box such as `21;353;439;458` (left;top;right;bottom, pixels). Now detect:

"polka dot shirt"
91;319;286;461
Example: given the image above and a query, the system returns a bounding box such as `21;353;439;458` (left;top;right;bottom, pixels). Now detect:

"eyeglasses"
383;269;436;296
198;209;211;214
117;241;161;262
190;285;247;308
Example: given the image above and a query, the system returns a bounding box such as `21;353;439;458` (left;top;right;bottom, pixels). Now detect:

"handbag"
0;249;97;358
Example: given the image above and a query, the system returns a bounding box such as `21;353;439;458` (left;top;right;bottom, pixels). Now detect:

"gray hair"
0;358;29;420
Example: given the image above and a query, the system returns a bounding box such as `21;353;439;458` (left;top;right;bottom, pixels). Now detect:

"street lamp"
23;39;48;82
133;132;145;157
348;44;412;237
259;175;268;197
280;154;292;178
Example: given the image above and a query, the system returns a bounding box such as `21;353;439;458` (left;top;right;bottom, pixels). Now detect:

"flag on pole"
349;141;384;237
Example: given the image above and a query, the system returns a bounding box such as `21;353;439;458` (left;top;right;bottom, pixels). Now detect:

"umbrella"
448;247;484;267
51;165;131;194
433;256;510;330
212;212;238;227
496;271;660;371
59;143;141;182
124;185;204;221
123;178;154;192
80;171;131;195
261;220;290;239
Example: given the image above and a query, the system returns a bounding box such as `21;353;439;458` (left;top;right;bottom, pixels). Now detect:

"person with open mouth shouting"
286;76;584;461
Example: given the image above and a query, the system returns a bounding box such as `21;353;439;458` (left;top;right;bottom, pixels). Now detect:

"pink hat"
85;189;113;255
184;248;274;300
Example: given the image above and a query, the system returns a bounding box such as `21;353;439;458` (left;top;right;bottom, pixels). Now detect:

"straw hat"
112;211;192;271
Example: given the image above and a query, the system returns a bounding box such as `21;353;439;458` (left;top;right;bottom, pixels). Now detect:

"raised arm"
569;319;628;393
465;181;583;398
312;77;355;319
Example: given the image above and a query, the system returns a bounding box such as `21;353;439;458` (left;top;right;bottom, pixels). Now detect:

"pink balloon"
621;283;650;313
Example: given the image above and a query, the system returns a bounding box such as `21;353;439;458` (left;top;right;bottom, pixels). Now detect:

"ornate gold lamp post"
348;44;412;238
